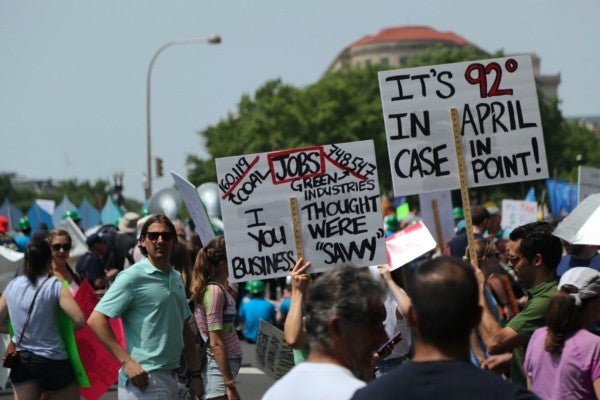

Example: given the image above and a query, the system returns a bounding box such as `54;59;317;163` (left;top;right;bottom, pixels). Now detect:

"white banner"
385;221;437;270
418;190;455;247
216;140;387;282
578;165;600;203
379;55;548;196
171;172;216;247
501;199;538;233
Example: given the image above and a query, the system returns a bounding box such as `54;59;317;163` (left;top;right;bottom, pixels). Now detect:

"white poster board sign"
255;320;294;380
578;166;600;203
171;172;216;247
418;190;455;246
385;221;437;270
501;199;538;233
379;55;548;196
216;140;387;282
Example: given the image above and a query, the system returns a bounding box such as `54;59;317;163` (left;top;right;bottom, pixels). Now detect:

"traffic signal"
155;157;163;177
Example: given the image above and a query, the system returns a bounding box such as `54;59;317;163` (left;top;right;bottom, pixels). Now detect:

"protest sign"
386;221;437;270
418;190;455;248
75;280;124;400
578;166;600;203
216;140;387;282
501;199;538;233
379;55;548;197
255;320;294;380
171;171;216;246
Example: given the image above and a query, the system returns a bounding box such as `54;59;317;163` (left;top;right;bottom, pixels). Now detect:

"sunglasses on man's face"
145;231;174;241
51;243;71;252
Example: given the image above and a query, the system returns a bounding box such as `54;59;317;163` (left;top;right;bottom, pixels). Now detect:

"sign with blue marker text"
216;140;387;283
379;55;548;196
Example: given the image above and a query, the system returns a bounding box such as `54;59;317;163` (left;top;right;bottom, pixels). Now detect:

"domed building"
325;25;559;100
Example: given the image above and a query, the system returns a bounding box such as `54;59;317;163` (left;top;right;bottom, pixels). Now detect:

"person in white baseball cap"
524;267;600;400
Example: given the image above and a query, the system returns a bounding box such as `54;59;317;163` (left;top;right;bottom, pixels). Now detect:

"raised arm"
378;265;411;317
283;258;311;348
59;285;86;330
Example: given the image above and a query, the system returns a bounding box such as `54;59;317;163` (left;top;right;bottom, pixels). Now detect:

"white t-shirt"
262;362;365;400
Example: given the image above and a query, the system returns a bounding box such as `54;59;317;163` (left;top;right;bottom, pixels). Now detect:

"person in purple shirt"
524;267;600;400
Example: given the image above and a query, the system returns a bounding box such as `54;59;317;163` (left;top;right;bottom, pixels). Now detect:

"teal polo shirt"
95;257;191;385
506;279;557;387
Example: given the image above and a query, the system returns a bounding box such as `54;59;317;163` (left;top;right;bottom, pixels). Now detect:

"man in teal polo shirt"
475;221;561;387
89;214;203;399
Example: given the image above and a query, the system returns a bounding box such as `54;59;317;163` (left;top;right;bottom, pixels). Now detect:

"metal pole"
145;34;221;200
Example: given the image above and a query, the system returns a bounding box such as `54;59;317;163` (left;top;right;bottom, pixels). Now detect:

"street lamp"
145;34;222;200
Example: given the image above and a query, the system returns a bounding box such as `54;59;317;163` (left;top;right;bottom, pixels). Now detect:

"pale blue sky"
1;1;598;202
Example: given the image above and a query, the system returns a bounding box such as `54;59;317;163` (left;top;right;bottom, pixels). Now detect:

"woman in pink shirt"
524;267;600;399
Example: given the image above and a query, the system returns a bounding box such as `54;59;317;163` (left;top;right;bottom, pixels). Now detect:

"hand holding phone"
376;332;403;358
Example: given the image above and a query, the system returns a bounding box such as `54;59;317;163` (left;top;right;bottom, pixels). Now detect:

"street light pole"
145;34;222;200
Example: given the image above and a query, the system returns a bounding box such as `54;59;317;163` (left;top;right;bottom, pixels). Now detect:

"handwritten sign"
578;166;600;203
216;140;387;282
501;199;538;233
385;221;437;270
255;320;294;380
379;55;548;196
171;172;216;247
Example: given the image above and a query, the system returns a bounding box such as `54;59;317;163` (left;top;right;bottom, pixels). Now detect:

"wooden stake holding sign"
431;198;445;252
450;107;478;263
289;196;304;259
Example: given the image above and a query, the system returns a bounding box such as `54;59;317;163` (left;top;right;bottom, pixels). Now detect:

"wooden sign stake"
289;196;304;259
450;107;478;263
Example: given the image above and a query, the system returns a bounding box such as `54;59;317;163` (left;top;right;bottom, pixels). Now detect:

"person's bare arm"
59;285;86;330
88;310;149;388
472;261;523;354
283;258;311;348
593;378;600;399
182;319;204;400
378;265;411;317
209;330;240;400
481;352;512;375
0;293;8;334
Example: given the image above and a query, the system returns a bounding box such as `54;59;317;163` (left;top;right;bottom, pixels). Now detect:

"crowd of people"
0;196;598;400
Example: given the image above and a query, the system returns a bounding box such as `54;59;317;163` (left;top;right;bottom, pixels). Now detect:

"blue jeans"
118;370;180;399
203;354;242;399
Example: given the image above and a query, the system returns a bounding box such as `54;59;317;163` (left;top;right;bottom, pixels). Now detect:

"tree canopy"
183;45;599;203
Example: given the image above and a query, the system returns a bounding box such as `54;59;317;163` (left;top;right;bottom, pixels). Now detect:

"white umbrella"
553;193;600;245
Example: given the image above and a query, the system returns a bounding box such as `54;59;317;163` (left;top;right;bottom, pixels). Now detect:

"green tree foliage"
187;45;600;203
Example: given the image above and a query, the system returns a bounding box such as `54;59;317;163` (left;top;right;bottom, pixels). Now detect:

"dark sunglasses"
51;243;71;252
145;231;174;241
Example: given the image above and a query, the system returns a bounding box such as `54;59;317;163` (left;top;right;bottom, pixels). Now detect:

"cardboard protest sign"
171;172;216;247
255;320;294;380
578;166;600;203
216;140;387;282
501;199;538;233
379;55;548;196
418;190;455;248
386;221;437;270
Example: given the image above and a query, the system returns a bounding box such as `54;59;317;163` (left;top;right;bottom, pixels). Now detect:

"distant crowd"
0;197;599;400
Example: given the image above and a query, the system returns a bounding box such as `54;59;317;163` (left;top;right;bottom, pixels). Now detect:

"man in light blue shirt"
89;214;203;399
